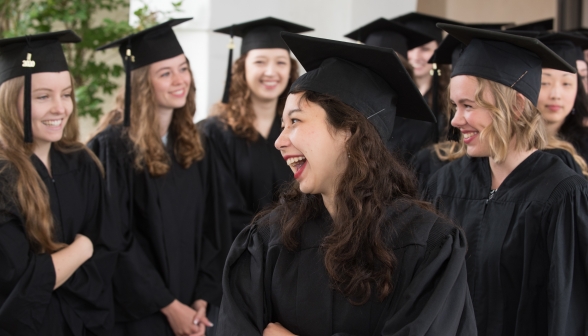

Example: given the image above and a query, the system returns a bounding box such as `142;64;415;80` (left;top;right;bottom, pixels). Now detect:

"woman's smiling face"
245;48;291;101
18;71;73;147
275;92;349;196
450;75;495;158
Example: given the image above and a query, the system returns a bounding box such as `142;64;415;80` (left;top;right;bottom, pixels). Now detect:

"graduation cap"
507;18;553;32
214;17;313;104
430;27;542;65
96;18;191;127
343;18;434;58
391;12;463;43
0;30;80;143
429;24;507;65
538;32;588;68
281;32;435;145
438;23;575;107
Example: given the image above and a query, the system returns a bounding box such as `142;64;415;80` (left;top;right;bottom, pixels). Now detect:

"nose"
52;95;66;114
274;126;290;151
548;83;561;99
171;70;184;85
264;62;276;76
451;107;466;128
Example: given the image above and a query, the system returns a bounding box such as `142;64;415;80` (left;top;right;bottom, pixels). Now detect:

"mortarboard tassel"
24;72;33;143
22;47;35;143
430;62;440;142
221;26;235;104
124;42;134;127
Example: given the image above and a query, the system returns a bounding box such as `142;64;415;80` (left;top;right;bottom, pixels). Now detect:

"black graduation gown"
199;116;293;238
217;201;478;335
0;146;119;336
389;117;436;163
87;126;231;335
411;147;584;194
566;132;588;166
424;151;588;336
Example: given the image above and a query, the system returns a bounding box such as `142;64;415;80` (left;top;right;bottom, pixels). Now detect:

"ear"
343;128;352;142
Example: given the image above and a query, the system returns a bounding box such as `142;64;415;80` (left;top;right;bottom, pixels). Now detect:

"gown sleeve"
544;175;588;335
0;205;55;336
87;131;175;321
52;154;120;335
199;119;256;238
378;220;477;336
217;223;271;335
194;138;232;307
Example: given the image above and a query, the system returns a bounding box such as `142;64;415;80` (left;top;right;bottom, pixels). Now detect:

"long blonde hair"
434;77;546;163
210;53;299;142
93;57;204;177
0;75;100;253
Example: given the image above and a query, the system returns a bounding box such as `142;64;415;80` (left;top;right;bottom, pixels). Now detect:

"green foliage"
0;0;182;122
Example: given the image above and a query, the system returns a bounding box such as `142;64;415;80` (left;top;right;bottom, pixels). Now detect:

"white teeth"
42;120;62;127
463;132;479;139
286;156;306;166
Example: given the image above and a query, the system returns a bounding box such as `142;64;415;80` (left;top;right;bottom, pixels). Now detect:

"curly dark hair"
257;90;434;305
211;53;299;142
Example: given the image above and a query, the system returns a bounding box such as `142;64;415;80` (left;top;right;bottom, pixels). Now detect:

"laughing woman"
425;25;588;335
0;32;119;336
217;33;476;336
200;18;313;239
88;19;230;336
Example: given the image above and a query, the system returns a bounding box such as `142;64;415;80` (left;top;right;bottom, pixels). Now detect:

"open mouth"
287;156;306;169
42;119;63;127
286;156;307;178
462;131;478;140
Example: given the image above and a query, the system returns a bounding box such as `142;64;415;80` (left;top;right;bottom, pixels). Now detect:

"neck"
321;192;337;221
250;95;278;121
488;139;536;189
33;141;52;174
414;74;431;95
158;107;174;137
544;120;563;138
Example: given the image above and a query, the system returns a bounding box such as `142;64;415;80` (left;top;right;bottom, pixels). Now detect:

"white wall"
129;0;418;121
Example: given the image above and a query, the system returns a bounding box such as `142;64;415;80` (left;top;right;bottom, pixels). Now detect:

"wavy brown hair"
258;90;434;305
210;53;299;142
0;75;101;253
93;56;204;177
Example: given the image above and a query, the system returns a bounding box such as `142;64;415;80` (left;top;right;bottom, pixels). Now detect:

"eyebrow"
156;62;188;73
455;98;475;104
33;86;72;92
288;108;302;117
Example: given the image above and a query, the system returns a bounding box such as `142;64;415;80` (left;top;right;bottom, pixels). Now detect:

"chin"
466;147;490;158
38;135;63;144
297;182;315;195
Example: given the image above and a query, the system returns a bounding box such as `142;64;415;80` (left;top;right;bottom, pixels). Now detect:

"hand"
74;234;93;260
263;323;296;336
161;299;200;336
190;299;212;336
